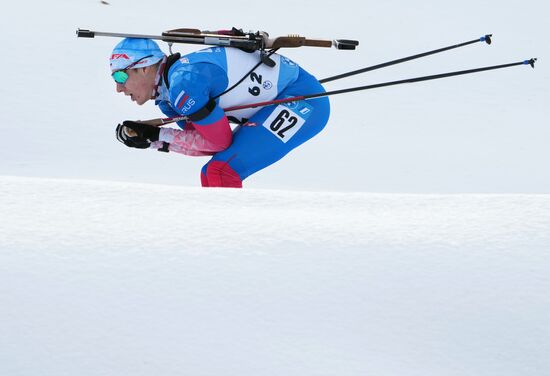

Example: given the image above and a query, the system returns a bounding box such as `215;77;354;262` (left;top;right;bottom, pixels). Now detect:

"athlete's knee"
202;160;243;188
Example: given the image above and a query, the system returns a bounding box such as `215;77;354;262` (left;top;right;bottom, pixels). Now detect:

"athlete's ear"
143;62;160;76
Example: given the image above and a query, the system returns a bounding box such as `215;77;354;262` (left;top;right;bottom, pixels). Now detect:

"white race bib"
262;105;306;143
219;49;281;122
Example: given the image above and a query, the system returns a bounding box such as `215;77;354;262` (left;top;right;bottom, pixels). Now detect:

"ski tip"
480;34;493;45
524;58;537;68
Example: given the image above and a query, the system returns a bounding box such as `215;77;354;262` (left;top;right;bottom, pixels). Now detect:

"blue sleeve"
168;62;228;125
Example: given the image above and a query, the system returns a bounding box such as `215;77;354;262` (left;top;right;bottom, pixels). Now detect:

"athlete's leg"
200;159;243;188
201;68;330;187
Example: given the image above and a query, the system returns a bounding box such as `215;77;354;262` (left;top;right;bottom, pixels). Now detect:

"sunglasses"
112;54;153;85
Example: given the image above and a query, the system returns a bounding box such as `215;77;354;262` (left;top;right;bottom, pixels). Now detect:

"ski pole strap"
320;34;493;84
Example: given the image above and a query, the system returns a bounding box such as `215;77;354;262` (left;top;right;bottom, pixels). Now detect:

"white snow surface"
1;0;550;375
2;176;550;376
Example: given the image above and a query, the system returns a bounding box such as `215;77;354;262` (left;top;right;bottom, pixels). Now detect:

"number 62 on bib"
262;102;313;143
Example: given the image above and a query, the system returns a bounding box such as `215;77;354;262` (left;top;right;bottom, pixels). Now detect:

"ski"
76;27;359;51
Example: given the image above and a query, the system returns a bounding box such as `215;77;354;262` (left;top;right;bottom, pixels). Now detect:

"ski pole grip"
76;29;95;38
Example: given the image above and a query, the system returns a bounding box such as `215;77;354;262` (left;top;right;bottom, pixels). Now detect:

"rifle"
76;27;359;51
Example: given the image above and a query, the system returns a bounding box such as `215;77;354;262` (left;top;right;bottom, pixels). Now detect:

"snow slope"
1;176;550;376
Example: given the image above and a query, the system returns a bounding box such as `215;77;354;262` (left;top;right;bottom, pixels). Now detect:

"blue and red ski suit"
152;47;330;187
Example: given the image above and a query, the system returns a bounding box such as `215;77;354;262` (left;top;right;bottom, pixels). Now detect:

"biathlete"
112;35;330;188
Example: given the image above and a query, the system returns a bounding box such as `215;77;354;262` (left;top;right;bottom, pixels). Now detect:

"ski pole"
225;58;537;111
320;34;493;84
139;58;536;126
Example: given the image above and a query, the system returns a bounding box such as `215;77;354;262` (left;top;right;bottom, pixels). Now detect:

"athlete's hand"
122;121;160;142
115;121;160;149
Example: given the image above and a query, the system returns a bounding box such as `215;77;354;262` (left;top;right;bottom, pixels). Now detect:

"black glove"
115;121;160;149
122;121;160;142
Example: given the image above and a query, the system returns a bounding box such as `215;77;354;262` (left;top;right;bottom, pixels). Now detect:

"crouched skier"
111;36;330;188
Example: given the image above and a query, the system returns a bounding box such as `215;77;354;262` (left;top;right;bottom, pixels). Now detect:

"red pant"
201;160;243;188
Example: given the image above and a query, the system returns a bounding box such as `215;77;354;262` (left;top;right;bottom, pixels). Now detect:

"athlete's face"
115;65;157;105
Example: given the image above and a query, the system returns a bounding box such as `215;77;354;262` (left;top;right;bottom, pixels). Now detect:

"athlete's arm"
150;126;226;156
168;63;232;150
